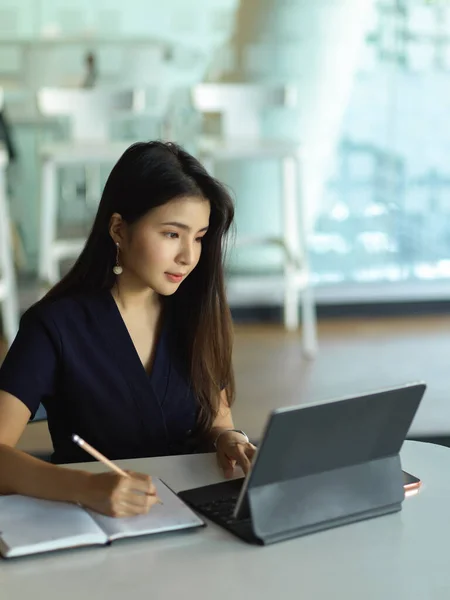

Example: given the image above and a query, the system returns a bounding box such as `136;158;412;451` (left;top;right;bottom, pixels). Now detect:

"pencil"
72;434;130;477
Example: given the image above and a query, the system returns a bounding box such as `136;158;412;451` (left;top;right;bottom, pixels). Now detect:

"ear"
109;213;126;246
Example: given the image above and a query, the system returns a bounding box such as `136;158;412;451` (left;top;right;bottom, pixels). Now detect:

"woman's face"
114;196;211;295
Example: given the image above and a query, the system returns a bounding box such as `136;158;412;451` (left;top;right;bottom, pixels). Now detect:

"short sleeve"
0;311;60;418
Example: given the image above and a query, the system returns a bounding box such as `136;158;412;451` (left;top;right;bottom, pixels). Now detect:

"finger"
217;451;235;479
234;445;252;475
245;444;257;460
122;486;162;508
127;473;156;496
217;452;234;477
117;493;149;510
116;494;161;516
112;504;145;518
127;470;153;486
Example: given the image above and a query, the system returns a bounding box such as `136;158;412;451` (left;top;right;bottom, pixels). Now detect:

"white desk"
39;141;131;165
1;441;448;599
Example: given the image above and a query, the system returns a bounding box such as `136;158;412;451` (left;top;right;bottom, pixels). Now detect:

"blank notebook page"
0;495;107;558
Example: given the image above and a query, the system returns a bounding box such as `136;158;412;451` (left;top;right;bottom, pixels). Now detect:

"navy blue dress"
0;291;199;464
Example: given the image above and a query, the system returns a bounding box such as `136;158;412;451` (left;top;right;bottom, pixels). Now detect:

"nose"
177;239;197;266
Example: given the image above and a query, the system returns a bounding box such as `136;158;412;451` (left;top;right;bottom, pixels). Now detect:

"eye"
164;232;179;239
196;236;205;243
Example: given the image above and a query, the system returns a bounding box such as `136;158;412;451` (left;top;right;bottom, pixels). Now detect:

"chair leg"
1;287;19;347
291;153;318;357
39;159;59;286
281;155;301;331
300;283;318;359
0;166;19;346
283;262;299;331
86;163;102;210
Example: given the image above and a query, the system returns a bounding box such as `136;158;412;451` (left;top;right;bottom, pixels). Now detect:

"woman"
0;141;256;517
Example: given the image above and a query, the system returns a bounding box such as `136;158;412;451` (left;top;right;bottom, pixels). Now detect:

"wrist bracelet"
213;428;249;449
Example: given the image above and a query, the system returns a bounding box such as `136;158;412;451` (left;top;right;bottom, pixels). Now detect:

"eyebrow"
160;221;209;233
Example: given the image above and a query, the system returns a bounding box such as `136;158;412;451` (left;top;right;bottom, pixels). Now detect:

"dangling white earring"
113;242;123;275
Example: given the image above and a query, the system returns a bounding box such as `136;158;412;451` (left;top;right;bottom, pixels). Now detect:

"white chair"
191;83;317;358
37;88;139;142
0;145;19;347
37;88;138;286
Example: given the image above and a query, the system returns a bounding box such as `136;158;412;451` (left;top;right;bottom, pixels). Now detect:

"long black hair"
42;141;236;433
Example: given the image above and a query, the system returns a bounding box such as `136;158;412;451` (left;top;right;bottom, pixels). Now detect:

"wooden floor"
7;313;450;456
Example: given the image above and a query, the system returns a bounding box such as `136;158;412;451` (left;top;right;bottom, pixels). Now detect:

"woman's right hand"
78;471;161;517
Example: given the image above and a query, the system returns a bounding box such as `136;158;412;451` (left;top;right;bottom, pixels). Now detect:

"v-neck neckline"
106;289;165;379
88;289;173;453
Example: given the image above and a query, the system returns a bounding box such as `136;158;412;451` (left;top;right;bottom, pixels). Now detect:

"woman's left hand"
215;431;257;479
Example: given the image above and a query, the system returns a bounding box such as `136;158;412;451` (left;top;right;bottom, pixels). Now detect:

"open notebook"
0;478;204;558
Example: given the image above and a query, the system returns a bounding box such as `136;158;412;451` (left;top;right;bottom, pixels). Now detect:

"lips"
165;272;185;283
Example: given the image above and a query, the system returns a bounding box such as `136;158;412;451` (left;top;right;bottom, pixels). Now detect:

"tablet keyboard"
178;480;256;543
196;495;243;525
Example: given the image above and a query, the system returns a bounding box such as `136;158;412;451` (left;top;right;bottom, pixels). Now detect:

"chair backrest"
37;88;137;142
191;83;298;139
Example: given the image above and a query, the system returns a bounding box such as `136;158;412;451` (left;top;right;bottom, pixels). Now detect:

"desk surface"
1;441;448;600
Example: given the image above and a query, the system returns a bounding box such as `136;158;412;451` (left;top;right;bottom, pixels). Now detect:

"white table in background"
1;441;449;600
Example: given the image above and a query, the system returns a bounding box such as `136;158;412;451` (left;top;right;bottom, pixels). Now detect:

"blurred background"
1;0;449;457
